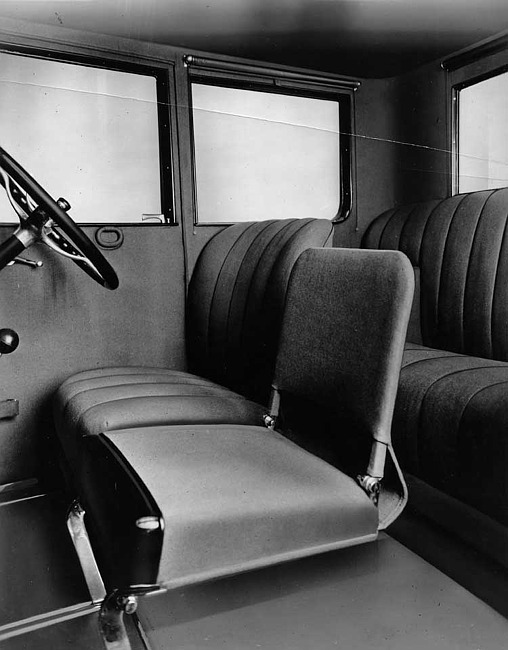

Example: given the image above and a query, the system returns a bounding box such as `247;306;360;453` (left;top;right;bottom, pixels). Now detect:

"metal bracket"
99;591;138;650
7;256;43;268
67;501;107;604
263;414;276;430
357;474;381;506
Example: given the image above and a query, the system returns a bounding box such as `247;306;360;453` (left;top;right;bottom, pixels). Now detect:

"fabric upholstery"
62;245;411;591
273;247;414;528
394;343;508;528
363;189;508;544
275;248;414;447
54;367;264;470
187;218;333;405
104;425;378;589
54;218;332;465
363;188;508;359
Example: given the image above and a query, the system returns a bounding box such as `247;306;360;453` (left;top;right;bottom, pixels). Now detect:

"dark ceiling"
0;0;507;78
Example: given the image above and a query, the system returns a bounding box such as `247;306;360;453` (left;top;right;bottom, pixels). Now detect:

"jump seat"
71;247;413;596
363;187;508;567
54;218;333;471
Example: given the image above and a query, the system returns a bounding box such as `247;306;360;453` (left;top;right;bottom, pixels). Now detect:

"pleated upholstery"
187;218;333;404
363;189;508;532
363;188;508;358
55;367;265;471
54;219;332;468
393;343;508;526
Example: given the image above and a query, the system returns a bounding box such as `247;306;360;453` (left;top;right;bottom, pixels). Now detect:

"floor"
1;490;508;650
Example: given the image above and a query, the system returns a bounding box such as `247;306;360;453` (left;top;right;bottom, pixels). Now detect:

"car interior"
0;1;508;649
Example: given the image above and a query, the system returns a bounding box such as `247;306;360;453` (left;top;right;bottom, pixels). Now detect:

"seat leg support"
357;440;388;506
99;590;138;650
67;500;107;604
67;500;159;649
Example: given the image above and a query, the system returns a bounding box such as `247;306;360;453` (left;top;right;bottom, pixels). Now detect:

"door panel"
0;224;186;483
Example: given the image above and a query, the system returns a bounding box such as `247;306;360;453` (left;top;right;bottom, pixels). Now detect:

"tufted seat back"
186;218;333;404
363;188;508;361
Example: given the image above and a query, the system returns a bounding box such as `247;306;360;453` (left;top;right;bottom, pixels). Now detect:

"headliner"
0;0;506;78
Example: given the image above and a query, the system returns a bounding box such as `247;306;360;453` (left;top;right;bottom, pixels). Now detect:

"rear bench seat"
363;188;508;567
54;218;332;471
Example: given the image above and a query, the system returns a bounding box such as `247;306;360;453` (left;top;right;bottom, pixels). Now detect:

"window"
0;50;171;224
457;71;508;193
190;76;352;224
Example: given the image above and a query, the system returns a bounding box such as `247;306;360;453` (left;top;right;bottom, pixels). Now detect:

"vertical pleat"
362;188;508;361
463;190;508;358
435;192;489;353
417;194;465;346
377;204;417;251
187;218;333;403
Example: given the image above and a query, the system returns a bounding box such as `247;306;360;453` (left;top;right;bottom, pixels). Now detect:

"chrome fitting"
357;474;381;506
263;414;276;430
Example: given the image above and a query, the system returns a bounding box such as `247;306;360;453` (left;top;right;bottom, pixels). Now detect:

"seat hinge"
263;414;277;430
357;474;381;506
263;387;280;430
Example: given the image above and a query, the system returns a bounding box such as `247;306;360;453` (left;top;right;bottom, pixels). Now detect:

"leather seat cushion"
393;342;508;527
104;424;378;589
54;367;264;469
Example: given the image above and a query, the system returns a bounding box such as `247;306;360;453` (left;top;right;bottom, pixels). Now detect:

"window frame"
0;43;175;226
186;58;356;226
445;36;508;196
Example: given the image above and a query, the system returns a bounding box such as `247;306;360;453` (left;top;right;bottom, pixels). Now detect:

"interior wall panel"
0;225;186;484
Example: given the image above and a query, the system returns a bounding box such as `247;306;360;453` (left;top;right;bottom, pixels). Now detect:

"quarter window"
456;70;508;193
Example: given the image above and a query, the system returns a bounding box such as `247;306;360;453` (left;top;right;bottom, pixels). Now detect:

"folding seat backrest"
271;247;414;526
186;218;333;404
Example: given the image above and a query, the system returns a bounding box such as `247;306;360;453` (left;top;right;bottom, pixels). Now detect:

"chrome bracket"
7;256;43;268
67;500;107;604
357;474;381;506
263;414;276;430
67;500;160;649
99;591;138;650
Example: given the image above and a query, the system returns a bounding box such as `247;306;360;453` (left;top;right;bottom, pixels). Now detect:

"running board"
0;601;100;642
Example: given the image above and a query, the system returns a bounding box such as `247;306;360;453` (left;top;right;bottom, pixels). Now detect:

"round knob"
57;197;71;212
0;329;19;355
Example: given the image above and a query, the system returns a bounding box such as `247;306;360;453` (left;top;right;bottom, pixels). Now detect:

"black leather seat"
54;218;332;472
70;247;413;594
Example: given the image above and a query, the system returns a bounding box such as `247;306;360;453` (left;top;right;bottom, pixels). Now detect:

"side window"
456;70;508;193
0;50;172;224
190;80;352;224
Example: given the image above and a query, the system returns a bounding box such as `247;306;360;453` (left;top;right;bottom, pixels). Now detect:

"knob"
57;197;71;212
0;329;19;355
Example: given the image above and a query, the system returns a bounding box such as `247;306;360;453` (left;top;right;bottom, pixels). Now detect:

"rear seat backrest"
363;188;508;361
186;218;333;404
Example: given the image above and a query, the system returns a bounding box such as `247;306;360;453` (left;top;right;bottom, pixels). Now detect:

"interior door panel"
0;224;186;483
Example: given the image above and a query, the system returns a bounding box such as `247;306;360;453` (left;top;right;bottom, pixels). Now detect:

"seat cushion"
54;367;264;470
99;424;378;589
393;342;508;527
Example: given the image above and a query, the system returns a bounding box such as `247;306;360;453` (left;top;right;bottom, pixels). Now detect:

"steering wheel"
0;146;119;290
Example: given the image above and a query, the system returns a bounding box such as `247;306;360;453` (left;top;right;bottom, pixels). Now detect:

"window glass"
0;52;162;223
192;83;340;223
458;71;508;193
